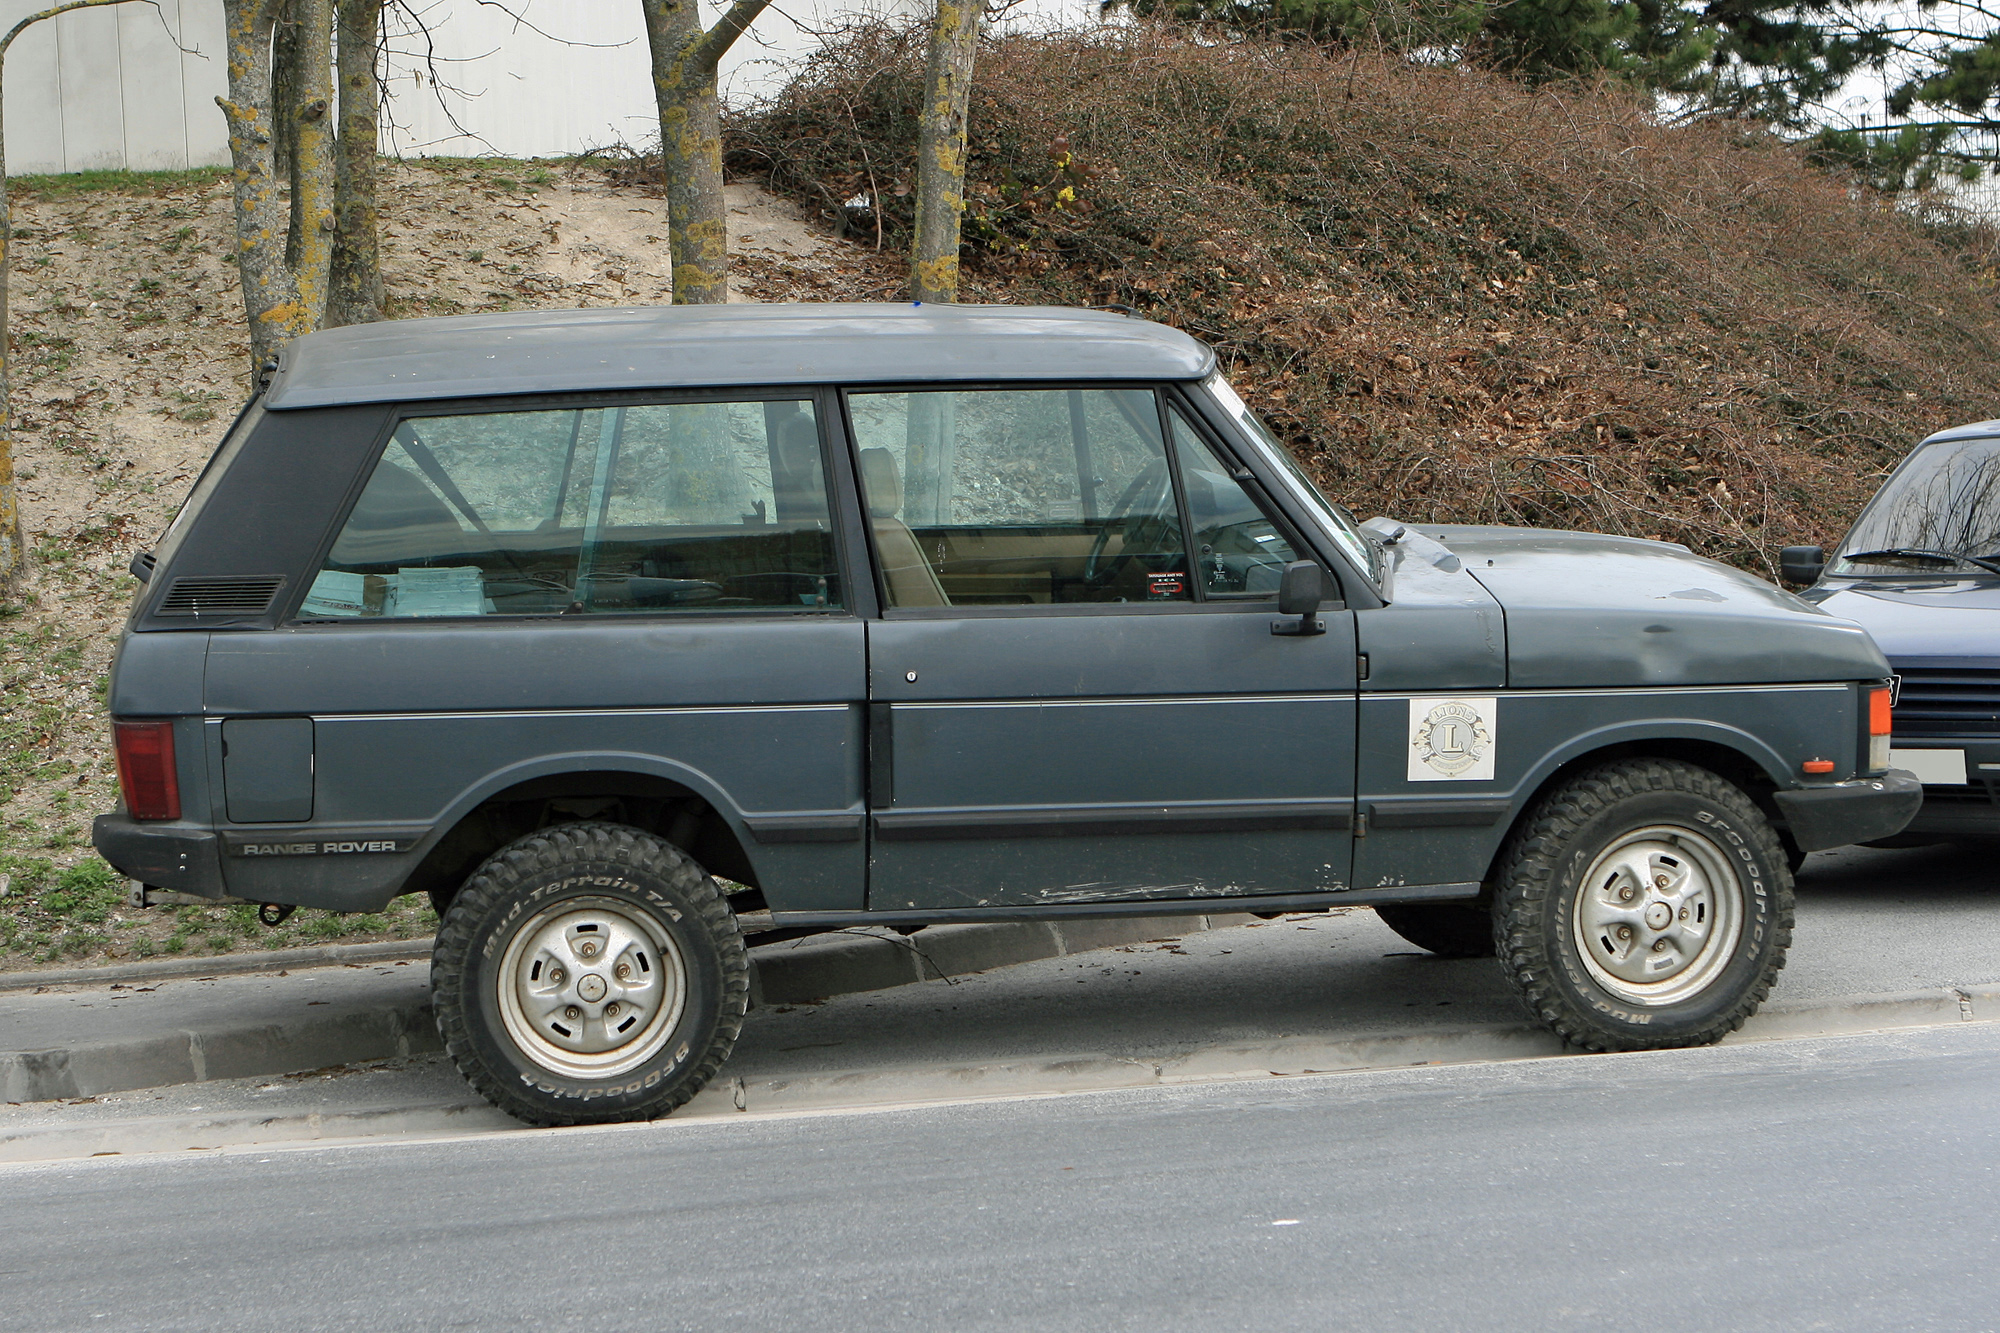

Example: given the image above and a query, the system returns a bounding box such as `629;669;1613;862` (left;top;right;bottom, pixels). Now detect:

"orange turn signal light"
1868;685;1893;736
1802;759;1835;774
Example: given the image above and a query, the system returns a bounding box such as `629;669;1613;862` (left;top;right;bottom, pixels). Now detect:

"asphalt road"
3;1020;1997;1333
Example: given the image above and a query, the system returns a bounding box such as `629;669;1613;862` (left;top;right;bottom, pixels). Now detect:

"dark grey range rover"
95;304;1917;1124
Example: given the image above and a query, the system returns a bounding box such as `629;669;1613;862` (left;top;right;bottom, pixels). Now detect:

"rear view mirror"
1779;546;1826;586
1272;561;1328;636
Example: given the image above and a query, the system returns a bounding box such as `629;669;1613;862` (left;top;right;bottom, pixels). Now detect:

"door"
851;386;1358;911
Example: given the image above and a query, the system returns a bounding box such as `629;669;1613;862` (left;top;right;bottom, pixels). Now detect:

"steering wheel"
1083;460;1174;588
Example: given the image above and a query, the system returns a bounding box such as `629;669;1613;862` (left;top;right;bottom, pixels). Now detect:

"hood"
1806;578;2000;662
1413;525;1888;688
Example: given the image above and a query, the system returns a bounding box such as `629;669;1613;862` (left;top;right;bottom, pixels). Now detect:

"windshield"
1202;372;1379;583
1833;434;2000;576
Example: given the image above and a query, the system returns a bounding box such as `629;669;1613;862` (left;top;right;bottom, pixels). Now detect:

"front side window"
304;398;841;618
1170;410;1299;598
1203;372;1377;583
847;388;1190;608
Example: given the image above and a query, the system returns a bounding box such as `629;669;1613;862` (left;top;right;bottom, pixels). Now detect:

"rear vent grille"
154;576;284;618
1892;666;2000;740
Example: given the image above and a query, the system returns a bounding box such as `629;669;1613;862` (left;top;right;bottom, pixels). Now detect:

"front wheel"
433;822;748;1126
1495;759;1793;1052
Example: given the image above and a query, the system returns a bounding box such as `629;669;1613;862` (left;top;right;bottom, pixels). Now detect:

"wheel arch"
402;753;762;916
1481;721;1793;891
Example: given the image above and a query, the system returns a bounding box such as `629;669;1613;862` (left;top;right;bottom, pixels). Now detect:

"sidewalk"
5;840;1997;1114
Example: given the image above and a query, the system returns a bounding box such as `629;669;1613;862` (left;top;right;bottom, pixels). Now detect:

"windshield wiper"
1842;547;2000;576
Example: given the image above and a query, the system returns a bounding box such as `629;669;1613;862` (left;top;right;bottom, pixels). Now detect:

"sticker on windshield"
1408;697;1497;782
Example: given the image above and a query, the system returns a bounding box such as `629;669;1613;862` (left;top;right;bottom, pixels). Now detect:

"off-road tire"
433;822;748;1126
1374;902;1496;958
1495;758;1793;1052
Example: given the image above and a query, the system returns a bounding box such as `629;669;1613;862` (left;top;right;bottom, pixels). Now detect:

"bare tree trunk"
326;0;384;326
910;0;981;304
639;0;771;305
286;0;336;322
220;0;313;376
271;0;299;188
0;0;167;589
0;64;18;591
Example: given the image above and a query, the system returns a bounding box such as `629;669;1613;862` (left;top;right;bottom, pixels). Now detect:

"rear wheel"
1374;902;1495;958
1495;758;1793;1052
433;822;748;1126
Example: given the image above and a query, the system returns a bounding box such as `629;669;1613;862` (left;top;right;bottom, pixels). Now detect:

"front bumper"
91;812;229;899
1772;770;1924;853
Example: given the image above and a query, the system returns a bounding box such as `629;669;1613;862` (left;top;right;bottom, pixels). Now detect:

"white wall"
3;0;1100;174
0;0;231;174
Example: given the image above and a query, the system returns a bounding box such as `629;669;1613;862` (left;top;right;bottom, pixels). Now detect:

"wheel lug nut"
1651;940;1668;952
578;941;597;958
564;1006;582;1020
1654;875;1668;888
1619;887;1636;902
549;968;564;985
604;1002;620;1018
614;963;631;981
1615;925;1633;940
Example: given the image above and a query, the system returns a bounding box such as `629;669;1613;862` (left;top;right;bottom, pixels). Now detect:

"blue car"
1784;419;2000;840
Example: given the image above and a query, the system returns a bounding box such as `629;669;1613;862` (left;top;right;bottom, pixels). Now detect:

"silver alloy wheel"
495;896;688;1080
1571;824;1744;1006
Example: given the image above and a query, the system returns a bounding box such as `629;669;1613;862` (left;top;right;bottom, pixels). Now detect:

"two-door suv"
95;304;1919;1124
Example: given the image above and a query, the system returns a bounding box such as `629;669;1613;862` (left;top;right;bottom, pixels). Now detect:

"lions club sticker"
1407;697;1497;782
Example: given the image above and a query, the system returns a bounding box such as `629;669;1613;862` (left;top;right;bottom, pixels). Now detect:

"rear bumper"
91;812;229;899
1772;770;1924;853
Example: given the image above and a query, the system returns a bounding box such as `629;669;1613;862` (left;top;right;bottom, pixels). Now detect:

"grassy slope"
730;23;2000;576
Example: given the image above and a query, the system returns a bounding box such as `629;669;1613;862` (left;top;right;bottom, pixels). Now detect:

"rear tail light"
1867;685;1893;773
114;721;181;821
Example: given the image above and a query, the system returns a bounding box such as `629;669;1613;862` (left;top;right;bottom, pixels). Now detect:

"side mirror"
1272;561;1328;636
1779;546;1826;586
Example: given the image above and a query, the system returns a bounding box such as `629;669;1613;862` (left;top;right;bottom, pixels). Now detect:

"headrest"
775;414;824;497
858;447;902;519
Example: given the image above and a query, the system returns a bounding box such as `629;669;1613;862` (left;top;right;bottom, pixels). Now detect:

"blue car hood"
1807;579;2000;661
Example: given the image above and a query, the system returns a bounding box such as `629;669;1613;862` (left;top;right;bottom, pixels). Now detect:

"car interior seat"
772;412;826;521
858;447;949;607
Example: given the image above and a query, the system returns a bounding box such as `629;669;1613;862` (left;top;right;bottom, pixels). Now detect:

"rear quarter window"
304;398;843;618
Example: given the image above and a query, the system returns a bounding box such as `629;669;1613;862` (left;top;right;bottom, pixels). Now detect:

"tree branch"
689;0;773;77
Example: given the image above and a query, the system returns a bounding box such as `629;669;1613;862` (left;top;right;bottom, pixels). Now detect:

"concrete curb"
0;914;1254;1104
7;981;1998;1162
0;939;435;993
1;1001;445;1105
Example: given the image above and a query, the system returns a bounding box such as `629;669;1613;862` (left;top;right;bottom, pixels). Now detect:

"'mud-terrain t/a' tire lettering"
432;822;748;1126
1495;758;1794;1052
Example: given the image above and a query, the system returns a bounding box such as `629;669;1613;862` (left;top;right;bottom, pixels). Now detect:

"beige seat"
858;448;949;607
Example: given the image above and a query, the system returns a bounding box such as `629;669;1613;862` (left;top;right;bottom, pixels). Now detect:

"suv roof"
261;303;1217;410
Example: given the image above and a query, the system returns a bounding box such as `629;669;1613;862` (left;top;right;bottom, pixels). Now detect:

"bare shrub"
728;22;2000;575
